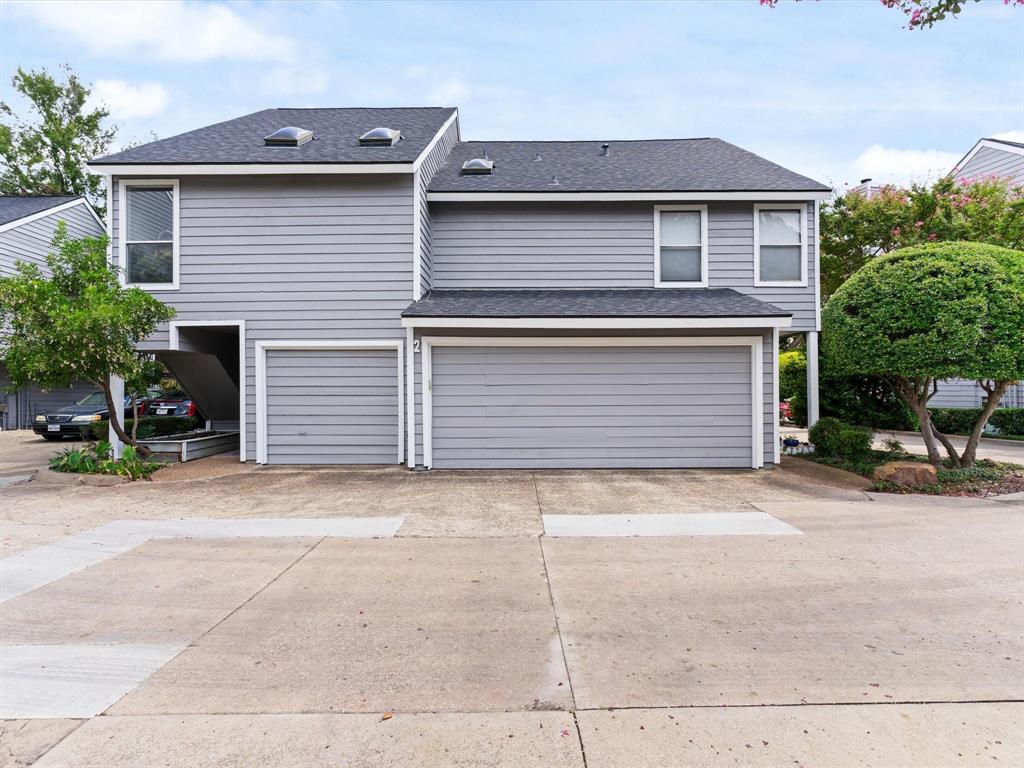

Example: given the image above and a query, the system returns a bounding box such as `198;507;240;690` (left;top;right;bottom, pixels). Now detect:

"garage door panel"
265;348;398;465
429;345;754;469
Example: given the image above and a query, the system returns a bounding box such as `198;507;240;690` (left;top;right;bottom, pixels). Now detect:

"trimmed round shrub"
808;417;846;457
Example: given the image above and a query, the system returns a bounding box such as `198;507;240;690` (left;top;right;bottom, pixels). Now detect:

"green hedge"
926;407;1024;437
809;417;874;460
988;408;1024;437
928;408;982;436
84;416;200;442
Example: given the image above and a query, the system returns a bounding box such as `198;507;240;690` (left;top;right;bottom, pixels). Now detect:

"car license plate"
47;424;60;432
156;408;168;415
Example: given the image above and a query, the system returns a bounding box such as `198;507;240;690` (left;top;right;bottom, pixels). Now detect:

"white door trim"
255;340;404;465
420;335;764;470
168;320;247;461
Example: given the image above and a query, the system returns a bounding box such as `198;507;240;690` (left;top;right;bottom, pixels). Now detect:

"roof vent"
264;127;313;147
359;127;401;146
601;142;610;156
461;158;494;175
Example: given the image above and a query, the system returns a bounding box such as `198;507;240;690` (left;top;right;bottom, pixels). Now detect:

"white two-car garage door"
261;346;401;465
426;340;761;469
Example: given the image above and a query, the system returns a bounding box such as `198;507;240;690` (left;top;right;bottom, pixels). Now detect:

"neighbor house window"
654;205;708;287
120;180;179;289
754;204;806;286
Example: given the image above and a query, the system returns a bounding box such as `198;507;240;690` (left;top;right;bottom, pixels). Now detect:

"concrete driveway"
1;430;1022;766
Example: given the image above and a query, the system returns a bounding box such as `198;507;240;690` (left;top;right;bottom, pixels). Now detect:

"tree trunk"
131;396;139;442
960;380;1013;467
895;377;945;466
99;378;134;446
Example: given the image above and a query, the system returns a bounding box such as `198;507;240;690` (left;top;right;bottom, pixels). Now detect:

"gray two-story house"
88;107;829;469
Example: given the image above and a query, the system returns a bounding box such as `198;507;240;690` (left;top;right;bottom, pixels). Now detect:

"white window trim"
118;178;180;291
169;320;246;462
753;203;807;288
653;204;708;288
420;335;764;471
254;340;404;466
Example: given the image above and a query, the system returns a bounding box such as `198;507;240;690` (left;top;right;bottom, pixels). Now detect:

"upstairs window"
120;180;179;289
754;204;806;286
654;205;708;287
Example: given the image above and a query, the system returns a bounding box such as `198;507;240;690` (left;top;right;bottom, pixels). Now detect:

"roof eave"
401;316;793;329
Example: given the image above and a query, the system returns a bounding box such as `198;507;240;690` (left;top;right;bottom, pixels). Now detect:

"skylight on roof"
461;158;494;175
264;127;314;147
359;127;401;146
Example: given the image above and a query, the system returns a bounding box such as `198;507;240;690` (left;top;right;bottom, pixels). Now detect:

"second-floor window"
754;204;806;286
654;205;708;287
120;180;179;289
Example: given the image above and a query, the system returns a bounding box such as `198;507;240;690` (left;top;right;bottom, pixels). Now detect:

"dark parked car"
145;389;199;419
32;392;143;441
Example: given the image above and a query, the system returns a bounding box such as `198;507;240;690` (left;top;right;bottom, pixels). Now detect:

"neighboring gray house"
0;196;105;430
929;137;1024;411
88;107;829;468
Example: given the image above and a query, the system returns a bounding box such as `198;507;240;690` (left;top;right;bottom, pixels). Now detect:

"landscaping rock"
873;461;938;487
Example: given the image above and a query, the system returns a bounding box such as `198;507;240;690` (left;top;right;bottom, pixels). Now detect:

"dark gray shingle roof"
90;107;457;166
0;196;83;227
402;288;789;319
428;139;829;193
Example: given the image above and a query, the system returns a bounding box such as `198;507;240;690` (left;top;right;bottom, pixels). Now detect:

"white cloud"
85;79;169;119
426;79;470;105
848;144;961;187
13;1;294;62
991;130;1024;143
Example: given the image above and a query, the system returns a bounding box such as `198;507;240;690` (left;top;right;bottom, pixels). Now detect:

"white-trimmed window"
119;179;179;289
654;204;708;287
753;203;806;286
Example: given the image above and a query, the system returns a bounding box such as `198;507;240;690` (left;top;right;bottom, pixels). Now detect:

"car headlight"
35;414;46;422
71;414;102;423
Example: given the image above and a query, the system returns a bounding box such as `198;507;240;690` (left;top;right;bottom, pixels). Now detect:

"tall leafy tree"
0;65;115;212
822;242;1024;468
0;225;175;446
820;176;1024;299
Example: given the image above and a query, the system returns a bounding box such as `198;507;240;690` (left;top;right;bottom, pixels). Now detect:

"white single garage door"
264;348;400;465
428;343;757;469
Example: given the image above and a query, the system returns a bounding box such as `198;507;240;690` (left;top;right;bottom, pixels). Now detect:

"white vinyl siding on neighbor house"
953;144;1024;186
654;205;708;287
0;201;101;277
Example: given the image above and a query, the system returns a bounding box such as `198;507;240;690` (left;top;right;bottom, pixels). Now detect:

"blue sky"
1;0;1021;188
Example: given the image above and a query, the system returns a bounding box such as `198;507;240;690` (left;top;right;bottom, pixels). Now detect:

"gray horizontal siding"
931;379;1024;409
429;202;817;330
954;146;1024;186
0;202;103;277
429;345;754;469
112;174;414;461
264;348;399;464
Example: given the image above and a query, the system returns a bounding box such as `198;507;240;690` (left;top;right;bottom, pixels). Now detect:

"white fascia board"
89;163;414;176
426;190;832;203
0;198;97;234
412;110;459;172
402;316;793;329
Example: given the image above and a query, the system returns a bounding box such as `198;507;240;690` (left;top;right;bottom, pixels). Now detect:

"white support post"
806;331;820;428
108;374;124;458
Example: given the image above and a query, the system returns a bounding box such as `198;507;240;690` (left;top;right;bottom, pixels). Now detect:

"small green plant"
84;416;199;442
48;441;161;480
809;417;875;460
883;436;906;456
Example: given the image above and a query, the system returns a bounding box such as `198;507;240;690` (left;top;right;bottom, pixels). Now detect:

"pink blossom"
927;233;938;241
892;227;901;237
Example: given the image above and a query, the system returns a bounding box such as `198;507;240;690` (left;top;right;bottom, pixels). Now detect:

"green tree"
0;225;175;446
821;242;1024;468
0;65;115;211
820;176;1024;299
